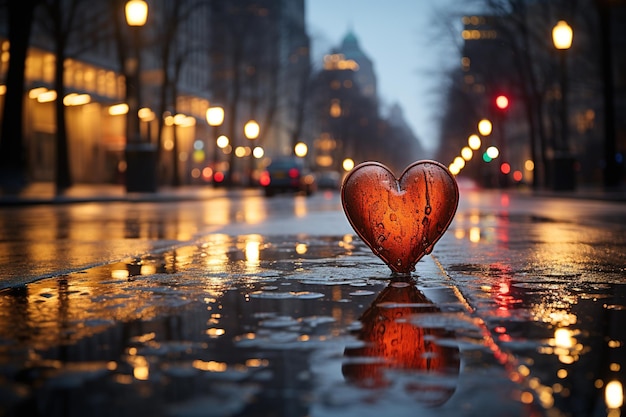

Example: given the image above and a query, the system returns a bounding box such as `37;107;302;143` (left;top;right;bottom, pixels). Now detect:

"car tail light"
259;171;271;186
288;168;299;178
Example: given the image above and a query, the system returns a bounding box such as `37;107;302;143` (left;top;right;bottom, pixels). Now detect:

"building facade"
0;0;309;187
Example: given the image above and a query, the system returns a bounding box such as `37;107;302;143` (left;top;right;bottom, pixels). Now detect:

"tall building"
328;30;377;100
312;29;423;173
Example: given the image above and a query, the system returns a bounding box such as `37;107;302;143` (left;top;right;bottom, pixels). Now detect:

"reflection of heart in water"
343;278;460;407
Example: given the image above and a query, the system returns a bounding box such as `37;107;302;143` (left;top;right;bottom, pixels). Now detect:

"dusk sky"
306;0;468;156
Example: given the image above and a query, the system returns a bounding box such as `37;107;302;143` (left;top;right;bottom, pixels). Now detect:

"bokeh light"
461;146;473;161
486;146;500;159
478;119;492;136
468;134;481;150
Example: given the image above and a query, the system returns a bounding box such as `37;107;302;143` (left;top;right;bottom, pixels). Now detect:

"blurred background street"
1;1;625;196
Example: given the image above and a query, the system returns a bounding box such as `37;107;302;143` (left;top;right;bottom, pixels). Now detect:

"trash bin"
552;155;576;191
125;143;158;192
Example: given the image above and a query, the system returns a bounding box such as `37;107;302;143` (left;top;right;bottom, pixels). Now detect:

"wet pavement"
0;187;625;417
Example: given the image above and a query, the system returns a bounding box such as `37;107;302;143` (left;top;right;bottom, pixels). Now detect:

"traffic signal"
495;95;509;111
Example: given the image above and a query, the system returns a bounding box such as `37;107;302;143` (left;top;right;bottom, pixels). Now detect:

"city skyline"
306;0;463;155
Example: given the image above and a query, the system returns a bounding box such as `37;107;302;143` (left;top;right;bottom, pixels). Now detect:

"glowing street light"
342;158;355;171
252;146;264;159
125;0;148;26
216;135;229;149
243;119;260;186
552;20;573;50
478;119;492;136
244;119;260;140
552;19;575;190
294;142;308;157
461;146;473;161
468;134;481;150
206;106;225;175
449;163;460;176
124;0;156;192
206;106;224;127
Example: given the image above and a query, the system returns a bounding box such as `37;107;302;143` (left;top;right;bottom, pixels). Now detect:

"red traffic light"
495;95;509;110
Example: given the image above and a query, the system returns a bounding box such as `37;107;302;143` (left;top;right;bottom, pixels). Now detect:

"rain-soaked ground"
0;189;625;417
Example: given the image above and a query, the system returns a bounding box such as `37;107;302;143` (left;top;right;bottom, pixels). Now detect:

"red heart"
341;160;459;274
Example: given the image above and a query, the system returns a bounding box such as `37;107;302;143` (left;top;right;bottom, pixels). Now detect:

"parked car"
260;157;316;197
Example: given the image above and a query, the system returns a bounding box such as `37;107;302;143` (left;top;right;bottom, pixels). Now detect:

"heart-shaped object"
341;160;459;274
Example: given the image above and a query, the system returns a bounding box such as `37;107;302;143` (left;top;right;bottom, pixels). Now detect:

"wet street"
0;187;625;417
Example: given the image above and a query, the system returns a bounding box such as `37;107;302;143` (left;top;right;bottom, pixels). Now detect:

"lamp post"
244;119;260;186
124;0;156;192
552;20;575;190
596;1;619;189
476;119;494;187
206;106;224;182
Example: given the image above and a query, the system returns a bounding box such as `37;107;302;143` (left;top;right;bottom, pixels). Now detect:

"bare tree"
437;0;606;188
0;0;40;192
208;2;281;184
150;1;209;185
35;0;103;194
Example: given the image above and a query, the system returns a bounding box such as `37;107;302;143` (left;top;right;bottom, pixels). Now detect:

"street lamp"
125;0;148;26
468;134;481;150
552;21;573;150
244;119;260;140
552;20;575;190
244;119;260;185
206;106;224;181
552;20;573;50
294;142;308;158
478;119;492;136
124;0;156;192
342;158;355;172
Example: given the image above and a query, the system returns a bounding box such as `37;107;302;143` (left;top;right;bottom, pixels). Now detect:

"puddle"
1;233;614;417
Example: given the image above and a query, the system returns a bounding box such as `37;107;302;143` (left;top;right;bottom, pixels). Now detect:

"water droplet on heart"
390;213;397;221
396;259;402;266
425;206;432;215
